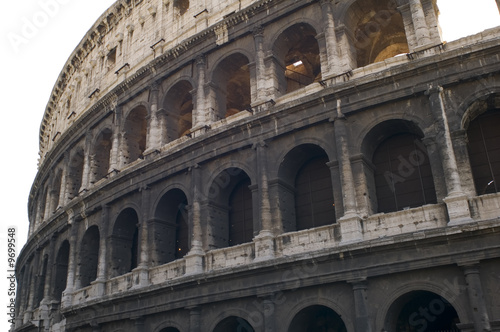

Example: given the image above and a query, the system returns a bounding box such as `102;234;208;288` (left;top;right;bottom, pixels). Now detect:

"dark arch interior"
229;177;253;246
467;109;500;195
53;241;70;301
153;189;190;265
213;316;255;332
123;106;147;164
79;226;100;288
164;80;194;140
93;128;112;182
386;290;460;332
288;305;347;332
159;328;180;332
111;208;140;277
274;23;321;94
68;148;85;199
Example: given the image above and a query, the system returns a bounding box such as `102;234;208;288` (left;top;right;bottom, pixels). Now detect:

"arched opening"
279;144;335;232
50;170;63;213
67;148;85;199
273;23;321;95
152;189;190;266
207;168;253;249
373;133;436;213
123;106;147;164
34;255;48;308
228;177;253;246
384;290;460;331
53;241;69;302
288;305;347;332
362;120;437;214
164;80;193;140
213;53;251;119
213;316;255;332
78;226;100;288
110;208;140;277
345;0;409;68
92;128;112;182
159;328;180;332
467;109;500;195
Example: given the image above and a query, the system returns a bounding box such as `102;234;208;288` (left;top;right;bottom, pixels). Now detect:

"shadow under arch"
288;305;347;332
213;316;254;332
383;290;461;332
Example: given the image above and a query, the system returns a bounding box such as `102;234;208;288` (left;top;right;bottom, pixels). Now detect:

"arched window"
50;169;63;212
123;106;147;164
279;144;335;232
207;168;253;249
384;291;460;331
467;110;500;195
159;328;180;332
92;128;112;182
67;148;85;199
213;53;251;119
373;133;437;213
152;189;189;266
288;305;347;332
53;241;69;301
34;255;48;308
111;208;140;277
164;81;193;140
213;316;254;332
78;226;100;288
345;0;409;68
229;178;253;246
273;23;321;95
295;156;335;230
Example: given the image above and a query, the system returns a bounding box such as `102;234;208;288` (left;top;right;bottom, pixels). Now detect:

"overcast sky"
0;1;498;331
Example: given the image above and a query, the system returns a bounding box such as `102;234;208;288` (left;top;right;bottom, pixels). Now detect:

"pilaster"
185;164;205;275
351;280;372;332
461;263;491;332
319;0;342;77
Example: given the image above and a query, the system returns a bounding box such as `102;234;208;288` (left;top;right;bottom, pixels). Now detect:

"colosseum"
14;0;500;331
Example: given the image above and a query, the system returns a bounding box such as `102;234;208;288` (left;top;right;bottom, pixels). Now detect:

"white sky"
0;0;498;330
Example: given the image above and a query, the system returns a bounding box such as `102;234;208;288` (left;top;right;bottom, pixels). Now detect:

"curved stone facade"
16;0;500;331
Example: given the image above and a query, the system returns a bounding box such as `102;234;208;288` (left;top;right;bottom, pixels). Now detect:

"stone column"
262;295;277;332
193;56;208;128
79;131;93;193
335;25;355;73
185;164;205;275
24;252;39;324
253;141;274;261
42;236;57;303
108;107;122;174
333;101;363;242
61;220;78;307
145;83;162;154
189;307;201;332
462;264;491;331
351;281;372;332
319;0;341;77
134;317;145;332
94;205;109;296
134;186;150;287
58;153;70;208
426;85;472;224
253;26;266;104
409;0;431;47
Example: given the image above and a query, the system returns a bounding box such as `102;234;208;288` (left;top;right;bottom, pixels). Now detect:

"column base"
253;230;275;262
444;193;473;225
185;243;205;275
91;279;107;297
339;213;363;244
131;266;150;288
61;289;74;308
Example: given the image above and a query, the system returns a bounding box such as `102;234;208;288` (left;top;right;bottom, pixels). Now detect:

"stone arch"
49;168;63;213
153;320;183;332
211;52;251;119
361;119;437;213
77;226;100;288
152;188;190;266
206;167;254;249
34;254;49;308
91;127;113;183
163;79;194;140
158;328;180;332
278;144;336;232
464;102;500;195
271;22;321;95
383;290;461;331
287;304;348;332
342;0;409;68
110;208;140;277
53;240;70;301
212;316;255;332
67;146;85;199
123;105;148;165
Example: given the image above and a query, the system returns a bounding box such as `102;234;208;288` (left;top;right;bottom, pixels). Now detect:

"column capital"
252;25;264;38
425;84;443;96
